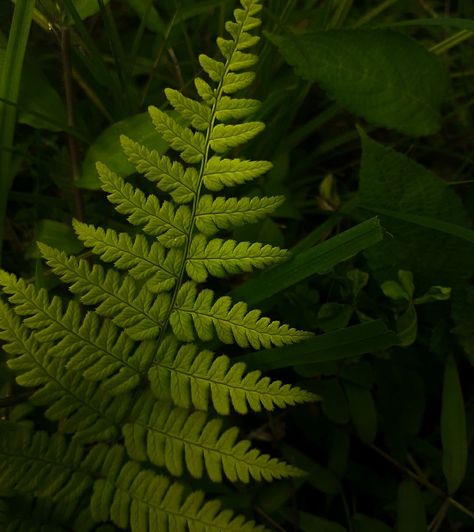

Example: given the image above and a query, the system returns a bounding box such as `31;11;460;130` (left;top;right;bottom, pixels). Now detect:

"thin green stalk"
0;0;36;265
353;0;398;27
430;29;473;54
328;0;353;29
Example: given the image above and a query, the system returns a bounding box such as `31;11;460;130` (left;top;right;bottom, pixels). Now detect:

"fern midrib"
144;2;257;374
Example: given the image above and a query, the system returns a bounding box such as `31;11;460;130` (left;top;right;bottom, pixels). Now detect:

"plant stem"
368;443;474;521
430;29;473;54
353;0;398;27
0;0;36;265
60;27;85;222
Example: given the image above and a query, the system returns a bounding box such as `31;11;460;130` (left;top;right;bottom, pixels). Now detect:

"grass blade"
233;217;384;306
235;320;398;371
0;0;36;264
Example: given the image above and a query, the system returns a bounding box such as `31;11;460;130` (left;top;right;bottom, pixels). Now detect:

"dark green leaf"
344;383;377;443
396;480;426;532
441;355;467;494
358;131;474;289
267;29;448;135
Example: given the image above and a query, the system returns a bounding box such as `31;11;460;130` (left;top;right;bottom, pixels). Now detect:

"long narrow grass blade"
0;0;36;264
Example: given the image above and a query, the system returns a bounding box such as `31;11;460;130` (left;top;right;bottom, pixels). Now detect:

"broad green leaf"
353;514;391;532
392;17;474;32
28;220;83;258
267;29;448;136
317;303;353;332
396;480;426;532
381;281;411;301
72;0;110;20
310;379;349;424
358;132;474;290
78;113;169;189
396;304;417;347
344;383;377;443
233;217;384;306
235;320;398;371
0;52;68;132
441;355;467;494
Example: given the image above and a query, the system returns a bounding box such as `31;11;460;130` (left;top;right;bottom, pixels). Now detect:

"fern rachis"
0;1;317;530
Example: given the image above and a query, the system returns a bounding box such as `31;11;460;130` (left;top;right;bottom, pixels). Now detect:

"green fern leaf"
209;122;264;152
93;461;267;532
149;336;318;415
222;71;256;94
194;77;215;104
171;282;312;348
199;54;226;83
0;428;94;501
120;135;199;204
0;301;125;442
196;195;284;235
203;156;273;191
164;88;211;131
37;244;170;340
149;106;205;163
187;234;287;282
216;96;261;121
73;220;180;293
97;162;191;247
0;271;147;395
123;393;303;482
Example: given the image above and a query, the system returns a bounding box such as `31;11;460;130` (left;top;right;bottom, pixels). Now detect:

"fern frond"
73;220;180;293
171;282;312;348
92;461;267;532
149;106;205;163
149;336;318;415
97;162;191;247
37;244;170;341
203;156;273;191
120;135;199;204
187;234;287;282
0;271;144;395
196;194;284;235
123;393;303;482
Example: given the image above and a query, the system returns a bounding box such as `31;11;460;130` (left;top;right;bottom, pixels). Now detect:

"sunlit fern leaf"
186;234;288;282
195;195;284;235
124;395;303;482
97;162;191;247
149;106;205;164
171;282;312;348
203;157;273;191
164;88;211;131
120;135;199;204
37;244;170;341
149;336;318;415
215;96;261;121
209;122;265;152
72;221;180;293
92;461;268;532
